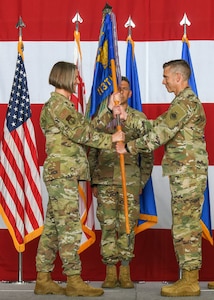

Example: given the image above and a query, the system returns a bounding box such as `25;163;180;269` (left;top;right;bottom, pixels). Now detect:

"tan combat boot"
208;281;214;289
34;272;65;295
119;265;134;288
102;265;118;288
65;275;104;297
161;269;200;297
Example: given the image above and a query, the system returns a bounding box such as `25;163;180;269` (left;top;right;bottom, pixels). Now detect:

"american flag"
71;29;96;253
0;42;44;252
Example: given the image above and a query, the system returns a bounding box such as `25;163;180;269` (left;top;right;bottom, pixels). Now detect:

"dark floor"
0;281;214;300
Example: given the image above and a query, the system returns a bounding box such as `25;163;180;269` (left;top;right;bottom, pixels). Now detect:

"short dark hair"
163;59;191;80
121;76;130;86
49;61;77;93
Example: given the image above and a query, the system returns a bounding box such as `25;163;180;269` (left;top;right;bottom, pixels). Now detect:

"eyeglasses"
118;87;130;92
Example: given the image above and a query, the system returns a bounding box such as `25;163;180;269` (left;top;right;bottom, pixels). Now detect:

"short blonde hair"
49;61;77;93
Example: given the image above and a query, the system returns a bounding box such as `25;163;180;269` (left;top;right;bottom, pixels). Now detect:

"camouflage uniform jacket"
40;92;112;182
88;106;153;188
126;87;208;176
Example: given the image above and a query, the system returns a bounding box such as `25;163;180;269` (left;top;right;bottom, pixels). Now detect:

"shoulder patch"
59;108;70;120
165;105;186;129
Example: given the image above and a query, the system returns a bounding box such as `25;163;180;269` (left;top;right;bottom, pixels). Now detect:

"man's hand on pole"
112;131;125;143
116;142;127;154
112;104;127;120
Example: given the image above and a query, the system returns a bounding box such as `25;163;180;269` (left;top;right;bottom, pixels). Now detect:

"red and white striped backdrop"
1;0;214;231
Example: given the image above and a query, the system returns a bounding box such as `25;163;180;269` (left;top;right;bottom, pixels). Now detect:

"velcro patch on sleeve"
165;105;186;129
59;108;70;120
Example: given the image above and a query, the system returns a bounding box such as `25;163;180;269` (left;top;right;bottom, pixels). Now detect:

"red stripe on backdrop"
0;103;213;166
1;229;214;281
1;0;214;41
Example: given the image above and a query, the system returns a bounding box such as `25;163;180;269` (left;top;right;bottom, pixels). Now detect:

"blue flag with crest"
182;38;213;245
87;12;120;118
126;37;158;233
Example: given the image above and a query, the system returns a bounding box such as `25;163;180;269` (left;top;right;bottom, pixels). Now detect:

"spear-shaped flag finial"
125;16;136;37
72;12;83;32
102;3;112;15
180;13;191;38
16;16;26;41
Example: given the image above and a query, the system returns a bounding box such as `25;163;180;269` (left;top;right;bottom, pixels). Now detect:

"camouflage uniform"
36;92;113;276
125;87;208;271
88;106;153;265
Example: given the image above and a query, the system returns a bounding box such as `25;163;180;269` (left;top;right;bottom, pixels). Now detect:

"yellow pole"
111;59;130;239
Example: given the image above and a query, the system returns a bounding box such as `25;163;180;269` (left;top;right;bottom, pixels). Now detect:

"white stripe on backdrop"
0;166;214;230
1;40;214;229
0;41;214;104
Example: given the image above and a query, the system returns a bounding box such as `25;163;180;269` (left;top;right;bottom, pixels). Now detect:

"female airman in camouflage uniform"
34;61;124;297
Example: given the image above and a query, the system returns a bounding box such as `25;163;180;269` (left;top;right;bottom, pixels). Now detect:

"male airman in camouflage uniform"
88;77;153;289
34;61;124;297
115;60;208;297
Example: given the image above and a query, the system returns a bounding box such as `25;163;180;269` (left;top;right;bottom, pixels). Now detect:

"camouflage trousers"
36;178;82;276
96;184;140;265
169;173;207;271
